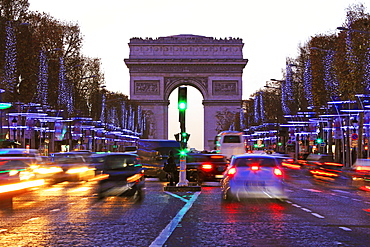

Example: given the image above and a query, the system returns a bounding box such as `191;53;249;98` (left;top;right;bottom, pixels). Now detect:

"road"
0;171;369;247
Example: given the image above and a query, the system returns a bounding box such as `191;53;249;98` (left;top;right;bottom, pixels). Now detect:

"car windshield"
234;157;276;167
105;156;137;170
223;135;241;143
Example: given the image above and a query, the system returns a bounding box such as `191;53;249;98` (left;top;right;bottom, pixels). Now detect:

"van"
137;139;180;181
215;131;245;159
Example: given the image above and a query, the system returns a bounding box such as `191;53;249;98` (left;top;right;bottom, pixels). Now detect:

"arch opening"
168;85;204;151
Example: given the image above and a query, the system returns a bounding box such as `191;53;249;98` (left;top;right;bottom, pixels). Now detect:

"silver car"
221;154;287;201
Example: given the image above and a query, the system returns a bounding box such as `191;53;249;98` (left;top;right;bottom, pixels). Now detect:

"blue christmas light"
303;58;314;106
364;46;370;93
282;64;294;114
323;50;339;98
37;50;48;105
4;21;17;94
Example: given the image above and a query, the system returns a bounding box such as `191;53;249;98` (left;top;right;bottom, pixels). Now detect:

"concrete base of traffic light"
164;182;201;192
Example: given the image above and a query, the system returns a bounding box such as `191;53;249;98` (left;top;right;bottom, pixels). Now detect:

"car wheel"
222;188;233;201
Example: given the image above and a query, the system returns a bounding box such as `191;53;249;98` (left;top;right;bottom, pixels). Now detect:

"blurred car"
297;154;343;179
0;149;47;197
186;153;229;184
50;152;95;182
350;159;370;187
91;153;144;199
221;154;286;201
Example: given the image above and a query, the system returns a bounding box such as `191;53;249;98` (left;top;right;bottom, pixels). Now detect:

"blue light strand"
58;57;67;107
259;92;265;122
303;58;314;106
4;21;17;94
345;21;359;76
323;50;339;98
37;50;48;105
254;95;259;123
121;102;126;129
282;64;294;114
100;94;106;123
239;107;245;130
364;46;370;93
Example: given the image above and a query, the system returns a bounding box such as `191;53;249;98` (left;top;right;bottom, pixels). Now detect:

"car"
297;154;343;179
221;154;286;201
90;153;145;199
350;159;370;188
186;153;229;184
50;152;95;182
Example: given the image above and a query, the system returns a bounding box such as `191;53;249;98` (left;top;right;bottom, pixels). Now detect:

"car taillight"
251;165;259;171
201;163;213;171
356;166;370;172
274;168;283;176
227;167;237;177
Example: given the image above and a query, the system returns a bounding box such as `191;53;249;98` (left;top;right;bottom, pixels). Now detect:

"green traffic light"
316;138;322;144
179;149;187;156
178;102;187;110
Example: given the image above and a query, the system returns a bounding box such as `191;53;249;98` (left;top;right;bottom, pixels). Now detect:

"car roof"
232;154;274;159
91;152;138;157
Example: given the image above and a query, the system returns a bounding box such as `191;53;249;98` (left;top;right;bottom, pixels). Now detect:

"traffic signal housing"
178;87;187;110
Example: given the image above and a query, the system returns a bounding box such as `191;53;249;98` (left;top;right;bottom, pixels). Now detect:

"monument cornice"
202;100;242;106
125;63;247;73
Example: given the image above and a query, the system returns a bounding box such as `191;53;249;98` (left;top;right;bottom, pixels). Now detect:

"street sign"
351;139;358;148
351;133;359;140
320;142;326;147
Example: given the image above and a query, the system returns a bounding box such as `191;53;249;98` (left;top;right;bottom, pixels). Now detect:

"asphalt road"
0;171;369;247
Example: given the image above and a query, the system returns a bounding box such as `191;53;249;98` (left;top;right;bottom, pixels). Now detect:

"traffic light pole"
177;87;188;186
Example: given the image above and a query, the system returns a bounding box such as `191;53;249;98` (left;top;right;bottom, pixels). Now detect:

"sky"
28;0;365;150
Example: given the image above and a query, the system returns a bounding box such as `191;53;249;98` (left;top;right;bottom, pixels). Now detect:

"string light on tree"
4;21;17;94
37;50;48;105
323;50;339;98
304;58;314;106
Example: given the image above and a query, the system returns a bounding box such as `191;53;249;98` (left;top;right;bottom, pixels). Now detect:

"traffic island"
164;182;201;192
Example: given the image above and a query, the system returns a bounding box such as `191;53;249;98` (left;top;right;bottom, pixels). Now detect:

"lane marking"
339;227;352;231
0;229;7;233
301;208;312;213
332;190;350;194
164;191;188;203
311;213;325;219
50;208;61;212
303;189;322;193
150;191;201;247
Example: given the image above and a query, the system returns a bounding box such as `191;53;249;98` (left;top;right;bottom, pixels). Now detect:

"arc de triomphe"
124;35;248;150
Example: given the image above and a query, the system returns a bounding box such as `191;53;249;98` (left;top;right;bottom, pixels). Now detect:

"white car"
221;154;287;201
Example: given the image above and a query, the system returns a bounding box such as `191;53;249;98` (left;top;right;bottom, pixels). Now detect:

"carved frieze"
134;80;160;95
128;64;245;73
212;81;238;95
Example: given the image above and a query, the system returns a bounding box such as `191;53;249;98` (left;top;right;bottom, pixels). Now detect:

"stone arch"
164;77;208;100
124;34;248;150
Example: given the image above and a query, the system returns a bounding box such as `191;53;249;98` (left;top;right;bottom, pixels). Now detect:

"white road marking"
339;227;352;231
164;191;188;203
301;208;312;213
311;213;325;219
150;191;201;247
332;189;350;194
0;229;7;233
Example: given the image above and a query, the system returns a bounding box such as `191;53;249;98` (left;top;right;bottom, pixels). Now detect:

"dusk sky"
28;0;365;150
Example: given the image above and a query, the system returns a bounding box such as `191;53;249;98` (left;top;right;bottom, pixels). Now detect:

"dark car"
297;154;344;179
90;153;145;199
186;153;229;184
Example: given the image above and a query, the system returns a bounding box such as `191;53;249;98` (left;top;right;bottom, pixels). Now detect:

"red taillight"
227;167;237;177
274;168;283;176
201;163;213;171
251;165;259;171
356;166;370;172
